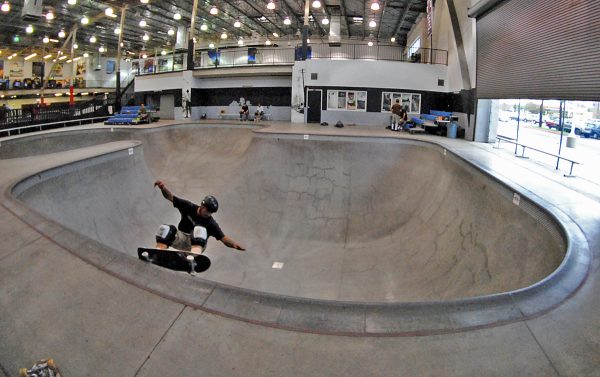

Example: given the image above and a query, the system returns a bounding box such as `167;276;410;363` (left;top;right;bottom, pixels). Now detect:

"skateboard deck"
138;247;211;274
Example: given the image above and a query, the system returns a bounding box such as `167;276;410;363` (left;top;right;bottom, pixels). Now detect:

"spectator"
254;103;264;122
239;102;249;121
138;103;149;122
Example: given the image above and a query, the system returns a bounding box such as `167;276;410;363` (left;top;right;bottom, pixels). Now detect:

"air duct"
21;0;43;22
176;26;188;49
328;15;341;46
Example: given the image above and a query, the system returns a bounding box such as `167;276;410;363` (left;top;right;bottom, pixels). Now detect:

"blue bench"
105;106;153;125
420;114;438;122
430;110;453;118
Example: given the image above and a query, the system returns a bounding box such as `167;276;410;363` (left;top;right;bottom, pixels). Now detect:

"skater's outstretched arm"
154;180;173;202
220;236;245;251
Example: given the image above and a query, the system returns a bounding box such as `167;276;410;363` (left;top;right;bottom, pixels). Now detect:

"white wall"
134;71;184;92
196;76;292;88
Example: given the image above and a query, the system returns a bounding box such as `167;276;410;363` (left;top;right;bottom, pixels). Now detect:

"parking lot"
496;119;600;198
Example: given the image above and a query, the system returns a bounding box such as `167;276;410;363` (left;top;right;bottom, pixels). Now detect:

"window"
407;38;421;58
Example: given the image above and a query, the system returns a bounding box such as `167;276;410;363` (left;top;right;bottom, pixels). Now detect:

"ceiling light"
371;1;380;10
265;39;271;45
58;55;67;60
139;19;147;27
168;28;175;36
26;25;34;33
312;0;321;8
83;52;89;57
81;16;89;25
58;29;66;38
267;0;275;10
24;53;37;60
73;43;78;49
237;38;243;45
43;54;52;59
67;0;76;4
322;18;329;25
173;12;181;20
368;41;373;46
210;6;218;15
89;35;96;43
390;36;395;42
45;11;54;20
161;50;167;55
234;19;241;28
73;57;81;61
369;20;376;27
208;42;215;48
99;46;105;53
283;17;291;25
114;27;121;34
220;32;227;39
66;59;72;63
143;34;149;41
273;32;279;37
200;23;208;31
1;1;10;12
120;42;124;47
105;7;113;16
43;36;49;43
142;53;147;58
140;0;149;3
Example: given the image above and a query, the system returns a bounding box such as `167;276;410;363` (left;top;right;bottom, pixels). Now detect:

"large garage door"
474;0;600;101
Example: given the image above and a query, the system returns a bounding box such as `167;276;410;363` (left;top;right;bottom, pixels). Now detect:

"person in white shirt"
254;104;264;122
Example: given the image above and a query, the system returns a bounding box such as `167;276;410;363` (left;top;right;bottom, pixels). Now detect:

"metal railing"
0;98;112;133
132;43;448;75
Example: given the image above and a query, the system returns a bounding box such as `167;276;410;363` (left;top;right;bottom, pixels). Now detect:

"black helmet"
201;195;219;213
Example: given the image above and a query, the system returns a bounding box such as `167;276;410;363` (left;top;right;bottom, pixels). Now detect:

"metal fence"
132;43;448;74
0;98;111;133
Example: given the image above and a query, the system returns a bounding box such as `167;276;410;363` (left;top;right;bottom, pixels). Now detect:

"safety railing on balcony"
132;43;448;75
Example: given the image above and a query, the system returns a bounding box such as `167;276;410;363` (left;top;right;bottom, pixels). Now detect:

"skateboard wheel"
186;255;195;261
142;251;149;259
19;368;28;377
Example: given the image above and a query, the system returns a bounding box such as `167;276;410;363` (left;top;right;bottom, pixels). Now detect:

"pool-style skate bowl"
5;124;589;335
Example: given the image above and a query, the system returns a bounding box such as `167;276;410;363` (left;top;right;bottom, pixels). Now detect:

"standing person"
391;99;403;131
254;103;264;122
239;102;249;121
185;89;192;118
153;180;245;253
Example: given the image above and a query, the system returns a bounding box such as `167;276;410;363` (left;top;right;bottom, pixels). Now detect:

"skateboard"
19;358;61;377
137;247;211;274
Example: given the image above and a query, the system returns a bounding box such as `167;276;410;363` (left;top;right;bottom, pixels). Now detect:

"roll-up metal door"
475;0;600;100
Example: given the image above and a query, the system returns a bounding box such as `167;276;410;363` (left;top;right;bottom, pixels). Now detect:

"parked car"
562;120;583;135
581;123;600;139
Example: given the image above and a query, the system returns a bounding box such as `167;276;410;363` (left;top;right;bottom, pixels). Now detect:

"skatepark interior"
0;120;598;376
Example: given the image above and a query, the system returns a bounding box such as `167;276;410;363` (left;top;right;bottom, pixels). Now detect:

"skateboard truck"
185;254;197;275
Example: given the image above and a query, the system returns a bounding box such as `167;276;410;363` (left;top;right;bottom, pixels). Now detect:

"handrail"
495;135;581;177
0;115;111;138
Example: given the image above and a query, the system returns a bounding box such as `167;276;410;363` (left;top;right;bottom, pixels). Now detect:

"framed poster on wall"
327;90;367;111
381;92;421;114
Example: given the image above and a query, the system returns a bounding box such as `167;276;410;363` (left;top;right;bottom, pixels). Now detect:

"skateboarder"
153;180;245;253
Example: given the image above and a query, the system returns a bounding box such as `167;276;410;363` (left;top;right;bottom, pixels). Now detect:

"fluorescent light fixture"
73;56;81;61
273;32;279;37
66;59;72;63
140;0;149;3
49;38;59;42
43;54;52;59
67;0;76;5
24;53;37;60
58;55;67;60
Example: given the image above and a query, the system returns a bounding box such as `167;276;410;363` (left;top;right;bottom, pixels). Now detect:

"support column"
187;0;199;70
115;6;127;113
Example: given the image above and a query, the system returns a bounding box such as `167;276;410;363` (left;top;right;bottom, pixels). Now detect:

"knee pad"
191;226;208;248
155;224;177;246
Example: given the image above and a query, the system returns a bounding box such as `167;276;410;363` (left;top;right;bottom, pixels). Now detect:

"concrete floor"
0;120;598;376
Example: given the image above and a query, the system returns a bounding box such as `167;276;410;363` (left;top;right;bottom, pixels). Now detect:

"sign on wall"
381;92;421;114
327;90;367;111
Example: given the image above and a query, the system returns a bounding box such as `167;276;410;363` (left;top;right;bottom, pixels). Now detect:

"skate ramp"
14;125;566;302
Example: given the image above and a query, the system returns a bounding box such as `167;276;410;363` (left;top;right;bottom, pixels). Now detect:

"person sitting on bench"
239;102;249;121
138;103;149;122
254;104;264;122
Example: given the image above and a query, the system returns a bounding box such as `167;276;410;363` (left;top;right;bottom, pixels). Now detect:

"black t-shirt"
241;105;249;112
173;196;225;240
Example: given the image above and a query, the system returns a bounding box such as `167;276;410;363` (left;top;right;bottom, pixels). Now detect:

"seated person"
239;102;249;121
399;107;409;130
254;104;264;122
138;103;149;122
